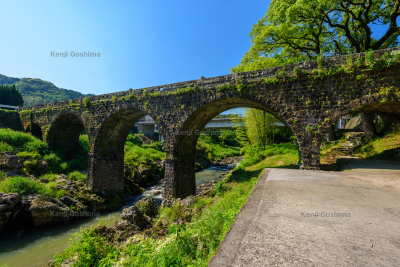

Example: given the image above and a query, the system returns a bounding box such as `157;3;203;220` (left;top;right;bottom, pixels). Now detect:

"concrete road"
208;159;400;267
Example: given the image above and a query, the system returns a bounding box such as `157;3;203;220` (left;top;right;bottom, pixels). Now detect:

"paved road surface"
208;159;400;267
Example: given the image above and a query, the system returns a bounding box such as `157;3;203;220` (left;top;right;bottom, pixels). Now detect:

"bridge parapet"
21;46;400;112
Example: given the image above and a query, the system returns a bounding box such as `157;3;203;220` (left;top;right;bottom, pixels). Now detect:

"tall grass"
0;176;65;198
0;129;90;175
53;166;263;266
239;143;300;169
124;141;166;167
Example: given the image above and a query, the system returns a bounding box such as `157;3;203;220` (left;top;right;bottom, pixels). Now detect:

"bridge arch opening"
168;97;301;199
25;123;43;141
88;107;165;192
47;112;88;171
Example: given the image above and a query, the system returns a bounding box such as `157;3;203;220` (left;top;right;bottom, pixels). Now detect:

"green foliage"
317;55;324;69
166;85;197;96
0;141;14;152
0;84;23;106
126;133;144;146
0;129;89;174
346;55;353;68
142;141;165;152
196;140;214;160
239;143;300;169
53;166;263;267
53;228;115;267
365;50;375;65
0;75;94;106
149;91;162;98
230;0;400;73
293;66;301;77
124;138;166;167
242;109;285;149
197;131;241;160
84;97;91;109
0;176;65;198
0;171;5;181
68;171;87;184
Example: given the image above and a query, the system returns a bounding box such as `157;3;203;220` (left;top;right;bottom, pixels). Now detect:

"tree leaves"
231;0;400;73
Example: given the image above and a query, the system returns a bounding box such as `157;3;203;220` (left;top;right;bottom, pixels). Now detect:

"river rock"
0;193;21;232
135;197;159;218
60;196;87;212
120;206;151;230
159;228;168;236
29;195;73;226
153;190;161;195
0;152;22;170
139;167;154;182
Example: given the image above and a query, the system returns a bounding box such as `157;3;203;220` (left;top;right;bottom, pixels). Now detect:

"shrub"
126;133;143;146
142;141;164;151
0;176;64;198
196;140;213;160
0;128;49;155
68;171;87;183
0;171;5;181
39;173;58;182
0;141;13;152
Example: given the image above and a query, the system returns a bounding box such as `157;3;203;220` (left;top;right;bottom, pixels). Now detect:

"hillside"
0;74;93;106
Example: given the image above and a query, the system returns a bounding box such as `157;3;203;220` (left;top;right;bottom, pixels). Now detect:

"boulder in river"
29;195;73;227
0;192;21;232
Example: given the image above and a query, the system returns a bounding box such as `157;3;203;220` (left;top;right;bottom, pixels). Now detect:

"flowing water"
0;167;230;267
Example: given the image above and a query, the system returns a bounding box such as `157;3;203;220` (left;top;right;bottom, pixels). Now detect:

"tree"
231;0;397;138
0;84;24;106
231;0;400;73
242;109;281;149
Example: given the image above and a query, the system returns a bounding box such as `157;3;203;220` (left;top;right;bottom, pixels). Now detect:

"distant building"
136;114;285;142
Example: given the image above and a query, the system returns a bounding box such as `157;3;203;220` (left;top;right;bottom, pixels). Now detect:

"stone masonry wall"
16;47;400;199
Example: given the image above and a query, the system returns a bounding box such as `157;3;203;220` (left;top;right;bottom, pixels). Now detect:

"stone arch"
46;111;87;160
164;97;301;199
25;123;43;141
325;95;400;134
87;106;165;192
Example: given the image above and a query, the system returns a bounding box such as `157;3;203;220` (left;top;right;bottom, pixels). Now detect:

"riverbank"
0;166;230;267
50;161;260;267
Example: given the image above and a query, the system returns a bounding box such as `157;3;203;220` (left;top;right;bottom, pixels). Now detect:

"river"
0;167;229;267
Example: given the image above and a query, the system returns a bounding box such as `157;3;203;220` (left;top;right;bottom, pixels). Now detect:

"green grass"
240;143;300;171
354;128;400;160
210;144;241;159
68;171;87;183
0;176;65;198
52;164;264;266
0;128;90;175
124;138;166;167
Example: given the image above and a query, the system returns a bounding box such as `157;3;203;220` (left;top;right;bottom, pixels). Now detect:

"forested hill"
0;74;94;106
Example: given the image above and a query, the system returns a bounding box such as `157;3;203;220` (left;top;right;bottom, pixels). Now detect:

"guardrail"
0;104;19;110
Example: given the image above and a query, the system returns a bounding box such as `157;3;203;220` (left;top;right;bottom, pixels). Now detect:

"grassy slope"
353;129;400;160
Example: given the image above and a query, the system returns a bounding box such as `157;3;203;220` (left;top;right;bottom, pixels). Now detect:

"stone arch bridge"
18;48;400;199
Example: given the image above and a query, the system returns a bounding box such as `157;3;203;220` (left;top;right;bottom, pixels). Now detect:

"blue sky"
0;0;392;115
0;0;269;97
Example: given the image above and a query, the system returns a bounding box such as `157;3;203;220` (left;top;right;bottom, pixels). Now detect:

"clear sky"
0;0;392;101
0;0;270;96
